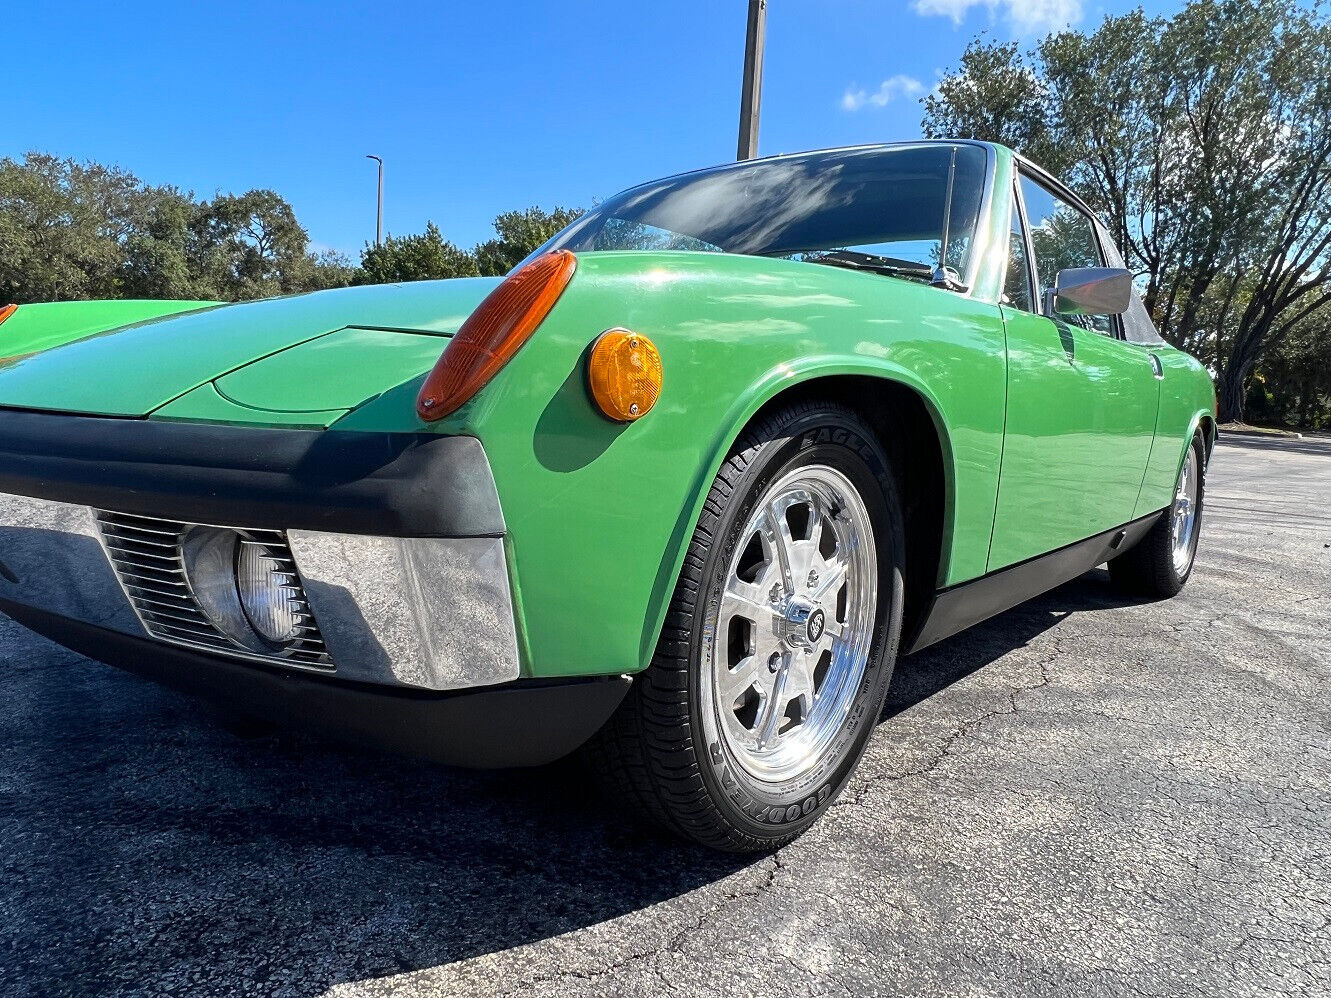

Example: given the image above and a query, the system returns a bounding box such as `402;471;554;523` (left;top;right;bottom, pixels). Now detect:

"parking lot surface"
1;435;1327;997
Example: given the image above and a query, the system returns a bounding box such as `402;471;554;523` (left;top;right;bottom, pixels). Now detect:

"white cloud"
841;75;926;112
911;0;1083;33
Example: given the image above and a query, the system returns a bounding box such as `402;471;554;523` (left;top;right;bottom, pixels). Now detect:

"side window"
1002;186;1034;312
1017;173;1114;336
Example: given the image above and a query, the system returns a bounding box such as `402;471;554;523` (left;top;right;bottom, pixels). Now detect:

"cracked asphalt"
1;435;1328;997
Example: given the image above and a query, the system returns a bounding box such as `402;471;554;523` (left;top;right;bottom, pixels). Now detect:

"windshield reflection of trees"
551;146;988;281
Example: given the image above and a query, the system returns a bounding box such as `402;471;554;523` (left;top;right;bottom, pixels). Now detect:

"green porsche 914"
0;141;1215;851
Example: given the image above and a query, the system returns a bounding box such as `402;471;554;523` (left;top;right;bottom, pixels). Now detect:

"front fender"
645;354;960;664
376;252;1006;679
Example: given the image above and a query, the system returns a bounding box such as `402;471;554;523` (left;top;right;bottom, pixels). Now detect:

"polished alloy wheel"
1170;444;1200;575
704;465;877;783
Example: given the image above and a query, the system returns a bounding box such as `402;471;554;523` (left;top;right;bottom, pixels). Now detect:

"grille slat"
94;511;334;673
150;619;226;639
130;594;205;614
139;606;216;627
99;522;180;540
118;571;191;588
101;531;180;548
154;626;235;648
101;542;182;562
120;579;193;596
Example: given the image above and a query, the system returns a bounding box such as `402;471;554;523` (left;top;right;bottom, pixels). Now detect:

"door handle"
1149;353;1164;379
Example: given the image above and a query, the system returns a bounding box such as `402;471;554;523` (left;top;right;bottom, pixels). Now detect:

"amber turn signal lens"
588;328;663;422
0;304;17;327
417;251;577;421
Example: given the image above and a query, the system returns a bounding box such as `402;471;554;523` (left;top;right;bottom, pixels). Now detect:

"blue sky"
4;0;1176;257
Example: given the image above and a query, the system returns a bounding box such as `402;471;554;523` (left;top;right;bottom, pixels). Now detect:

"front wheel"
590;402;905;852
1110;430;1206;597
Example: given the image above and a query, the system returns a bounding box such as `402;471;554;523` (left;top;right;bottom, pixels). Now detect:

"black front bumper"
0;408;505;537
2;598;631;768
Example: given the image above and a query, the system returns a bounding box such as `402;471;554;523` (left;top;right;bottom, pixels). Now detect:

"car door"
987;172;1160;571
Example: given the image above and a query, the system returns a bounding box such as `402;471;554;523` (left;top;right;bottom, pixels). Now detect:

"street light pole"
736;0;767;160
365;155;383;246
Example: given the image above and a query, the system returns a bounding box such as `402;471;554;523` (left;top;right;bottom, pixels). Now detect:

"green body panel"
214;327;448;414
152;382;352;428
1134;344;1215;518
989;307;1161;569
1;143;1217;682
0;280;494;417
343;250;1009;677
0;300;218;362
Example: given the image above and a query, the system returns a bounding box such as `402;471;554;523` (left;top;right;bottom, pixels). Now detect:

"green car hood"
0;278;498;418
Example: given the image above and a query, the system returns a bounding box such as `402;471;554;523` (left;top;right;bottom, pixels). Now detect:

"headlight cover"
236;540;302;645
182;526;302;651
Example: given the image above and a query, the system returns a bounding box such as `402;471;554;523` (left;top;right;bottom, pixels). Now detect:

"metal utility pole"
736;0;767;160
365;155;384;246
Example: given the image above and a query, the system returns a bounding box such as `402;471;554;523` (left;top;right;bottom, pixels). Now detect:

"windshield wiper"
798;250;933;283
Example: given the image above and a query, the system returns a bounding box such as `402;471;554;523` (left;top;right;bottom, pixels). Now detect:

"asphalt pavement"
1;434;1327;997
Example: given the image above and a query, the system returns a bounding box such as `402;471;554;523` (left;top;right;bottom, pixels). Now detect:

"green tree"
304;250;360;291
194;189;319;300
1250;304;1331;428
0;152;352;303
359;222;479;283
922;40;1063;173
474;206;581;276
0;153;156;302
119;186;211;299
923;0;1331;422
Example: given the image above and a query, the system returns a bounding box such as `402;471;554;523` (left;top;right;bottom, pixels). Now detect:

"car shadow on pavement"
0;567;1139;997
883;567;1149;720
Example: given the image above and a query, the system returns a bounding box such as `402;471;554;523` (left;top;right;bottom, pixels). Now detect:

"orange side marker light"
588;328;663;422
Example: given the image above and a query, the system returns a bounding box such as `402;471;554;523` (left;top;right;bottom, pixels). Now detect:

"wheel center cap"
806;608;826;644
783;599;824;648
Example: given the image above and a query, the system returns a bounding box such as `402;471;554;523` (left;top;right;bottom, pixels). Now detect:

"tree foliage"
473;206;582;276
924;0;1331;423
356;206;582;283
360;222;479;283
0;151;583;308
0;152;354;303
1247;308;1331;429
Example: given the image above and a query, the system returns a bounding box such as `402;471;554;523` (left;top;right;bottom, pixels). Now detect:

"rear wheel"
1110;431;1205;597
591;402;905;852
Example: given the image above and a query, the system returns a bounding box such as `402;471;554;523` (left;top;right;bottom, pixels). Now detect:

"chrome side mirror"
1050;267;1133;316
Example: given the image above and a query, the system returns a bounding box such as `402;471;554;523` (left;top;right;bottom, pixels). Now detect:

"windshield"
536;143;989;282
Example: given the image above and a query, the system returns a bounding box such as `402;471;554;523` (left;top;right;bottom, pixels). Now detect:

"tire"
1109;430;1205;598
589;401;906;852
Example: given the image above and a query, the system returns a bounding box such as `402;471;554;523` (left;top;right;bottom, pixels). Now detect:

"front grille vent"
93;510;334;672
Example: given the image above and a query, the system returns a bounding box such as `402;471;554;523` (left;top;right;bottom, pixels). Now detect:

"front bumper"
0;410;520;692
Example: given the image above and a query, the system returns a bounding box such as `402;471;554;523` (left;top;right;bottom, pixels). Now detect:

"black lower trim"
904;511;1164;654
2;599;630;768
0;408;504;537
